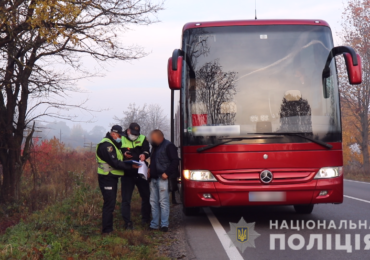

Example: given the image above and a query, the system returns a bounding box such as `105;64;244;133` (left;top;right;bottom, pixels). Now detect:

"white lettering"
338;220;347;229
291;220;300;231
327;220;337;229
326;234;332;250
287;234;305;250
335;234;352;253
349;220;357;229
270;234;285;250
270;220;279;229
364;234;370;250
306;220;315;230
355;234;360;250
359;220;367;229
280;220;288;229
317;220;326;229
306;234;323;250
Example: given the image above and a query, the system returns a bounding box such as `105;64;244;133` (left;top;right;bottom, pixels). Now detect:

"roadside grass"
345;172;370;183
0;174;168;260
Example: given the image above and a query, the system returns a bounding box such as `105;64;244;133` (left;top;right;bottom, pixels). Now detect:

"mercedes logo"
260;170;273;184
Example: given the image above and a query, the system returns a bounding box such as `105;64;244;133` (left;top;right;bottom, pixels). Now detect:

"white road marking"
344;179;370;185
204;207;244;260
344;195;370;204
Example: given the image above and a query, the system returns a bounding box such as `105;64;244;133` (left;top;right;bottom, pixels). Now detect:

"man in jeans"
149;129;179;232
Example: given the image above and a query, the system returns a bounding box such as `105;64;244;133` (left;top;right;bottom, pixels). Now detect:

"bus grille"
214;169;317;185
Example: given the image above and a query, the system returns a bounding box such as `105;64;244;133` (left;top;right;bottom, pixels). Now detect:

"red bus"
167;20;362;215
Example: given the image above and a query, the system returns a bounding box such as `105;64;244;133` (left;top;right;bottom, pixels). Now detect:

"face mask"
128;134;138;141
114;137;121;143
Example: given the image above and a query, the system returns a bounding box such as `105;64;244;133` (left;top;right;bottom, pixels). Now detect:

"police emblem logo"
107;146;113;152
227;217;260;253
135;141;141;144
135;126;139;130
237;227;248;243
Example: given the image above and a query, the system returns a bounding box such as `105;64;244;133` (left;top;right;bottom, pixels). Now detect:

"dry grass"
0;139;170;259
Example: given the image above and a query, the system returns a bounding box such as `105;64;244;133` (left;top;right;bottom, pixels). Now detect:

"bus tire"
183;206;199;216
294;204;314;214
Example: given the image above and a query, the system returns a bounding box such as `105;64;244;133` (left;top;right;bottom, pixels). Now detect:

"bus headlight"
314;167;342;179
183;170;217;181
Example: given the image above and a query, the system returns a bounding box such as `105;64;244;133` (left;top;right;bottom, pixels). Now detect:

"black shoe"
161;226;168;232
124;222;133;230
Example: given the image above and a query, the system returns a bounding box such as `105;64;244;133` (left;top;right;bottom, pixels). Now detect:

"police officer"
121;123;151;230
96;125;139;234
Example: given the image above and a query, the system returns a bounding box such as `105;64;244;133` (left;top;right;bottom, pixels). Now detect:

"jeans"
98;173;120;233
150;178;170;229
121;174;151;224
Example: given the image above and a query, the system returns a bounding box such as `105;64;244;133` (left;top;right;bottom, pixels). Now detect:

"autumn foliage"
339;0;370;175
0;137;96;230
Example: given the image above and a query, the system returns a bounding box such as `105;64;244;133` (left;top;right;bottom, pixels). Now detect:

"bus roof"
183;19;330;32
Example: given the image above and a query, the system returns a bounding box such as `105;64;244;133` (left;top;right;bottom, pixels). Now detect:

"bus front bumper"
183;174;343;207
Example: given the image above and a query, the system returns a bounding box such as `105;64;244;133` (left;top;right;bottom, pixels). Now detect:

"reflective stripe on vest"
121;135;146;149
96;138;124;176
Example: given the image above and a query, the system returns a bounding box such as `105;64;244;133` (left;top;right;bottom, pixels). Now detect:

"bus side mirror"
322;46;362;98
168;49;183;90
343;53;362;85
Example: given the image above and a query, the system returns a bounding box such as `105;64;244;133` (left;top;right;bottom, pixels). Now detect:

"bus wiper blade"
197;136;282;153
197;139;241;153
251;133;333;149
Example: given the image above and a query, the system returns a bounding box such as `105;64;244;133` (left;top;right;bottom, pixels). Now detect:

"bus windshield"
182;25;341;146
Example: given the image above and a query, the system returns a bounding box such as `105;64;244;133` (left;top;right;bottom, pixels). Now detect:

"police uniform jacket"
96;132;132;174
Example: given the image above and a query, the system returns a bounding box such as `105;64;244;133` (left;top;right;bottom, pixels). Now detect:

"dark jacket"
121;130;150;176
149;139;179;179
96;132;132;172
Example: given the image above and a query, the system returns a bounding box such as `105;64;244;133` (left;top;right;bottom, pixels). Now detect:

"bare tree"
0;0;163;202
146;104;170;137
195;60;238;125
113;103;148;132
338;0;370;174
113;103;169;137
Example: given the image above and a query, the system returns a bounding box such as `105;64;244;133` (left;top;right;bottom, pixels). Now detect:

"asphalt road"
183;179;370;260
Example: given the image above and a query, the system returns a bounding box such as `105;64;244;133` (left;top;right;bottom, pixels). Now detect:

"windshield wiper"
250;133;333;149
197;136;282;153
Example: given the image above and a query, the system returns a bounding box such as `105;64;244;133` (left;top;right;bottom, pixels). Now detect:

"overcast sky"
41;0;347;131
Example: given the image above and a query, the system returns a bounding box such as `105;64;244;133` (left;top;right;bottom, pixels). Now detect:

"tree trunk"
1;151;17;203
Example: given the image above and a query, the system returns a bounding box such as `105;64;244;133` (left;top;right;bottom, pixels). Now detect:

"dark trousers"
98;173;120;233
121;174;151;223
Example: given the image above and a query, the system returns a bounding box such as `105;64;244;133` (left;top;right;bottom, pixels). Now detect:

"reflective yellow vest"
96;138;124;176
121;135;146;149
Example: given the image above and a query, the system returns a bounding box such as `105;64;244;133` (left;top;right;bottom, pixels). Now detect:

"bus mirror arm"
322;46;362;85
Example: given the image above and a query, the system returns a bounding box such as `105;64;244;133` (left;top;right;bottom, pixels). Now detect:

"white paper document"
138;161;148;180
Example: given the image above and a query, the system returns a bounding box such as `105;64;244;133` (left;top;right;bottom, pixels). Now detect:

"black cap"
128;123;141;135
111;125;124;135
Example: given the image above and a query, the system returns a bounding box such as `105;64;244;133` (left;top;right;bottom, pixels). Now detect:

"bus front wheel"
294;204;314;214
